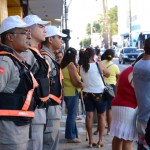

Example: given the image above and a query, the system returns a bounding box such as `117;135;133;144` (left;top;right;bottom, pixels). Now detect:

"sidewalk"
59;115;137;150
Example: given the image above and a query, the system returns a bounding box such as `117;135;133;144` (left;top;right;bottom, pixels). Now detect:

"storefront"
0;0;63;25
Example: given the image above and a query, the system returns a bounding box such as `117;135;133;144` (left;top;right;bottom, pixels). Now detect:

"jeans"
64;91;79;139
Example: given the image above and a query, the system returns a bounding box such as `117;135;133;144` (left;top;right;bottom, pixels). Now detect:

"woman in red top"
110;54;143;150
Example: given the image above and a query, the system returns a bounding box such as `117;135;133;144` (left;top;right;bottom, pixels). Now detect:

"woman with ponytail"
102;49;120;135
80;47;110;147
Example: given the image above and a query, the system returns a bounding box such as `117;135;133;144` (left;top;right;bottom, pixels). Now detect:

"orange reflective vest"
28;47;50;104
0;49;38;119
40;51;62;104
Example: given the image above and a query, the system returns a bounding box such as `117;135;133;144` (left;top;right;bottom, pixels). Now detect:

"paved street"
59;114;137;150
59;115;112;150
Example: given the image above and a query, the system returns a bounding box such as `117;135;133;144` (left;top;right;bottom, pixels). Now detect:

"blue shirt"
133;59;150;123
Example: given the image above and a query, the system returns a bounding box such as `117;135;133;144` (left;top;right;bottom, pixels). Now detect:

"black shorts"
83;92;106;114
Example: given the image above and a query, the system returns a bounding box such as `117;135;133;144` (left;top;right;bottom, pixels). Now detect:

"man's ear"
6;34;14;42
48;37;53;44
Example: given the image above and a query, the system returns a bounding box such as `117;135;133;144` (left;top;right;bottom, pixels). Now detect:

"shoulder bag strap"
96;62;106;86
106;63;114;69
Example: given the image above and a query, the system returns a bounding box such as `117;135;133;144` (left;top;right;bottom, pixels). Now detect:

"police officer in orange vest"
41;26;67;150
21;15;50;150
0;16;38;150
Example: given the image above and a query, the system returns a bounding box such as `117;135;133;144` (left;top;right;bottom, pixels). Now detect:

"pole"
129;0;132;46
64;0;69;50
102;0;108;49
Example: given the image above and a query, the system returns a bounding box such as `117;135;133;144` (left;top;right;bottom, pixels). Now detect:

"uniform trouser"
0;120;29;150
43;105;61;150
43;129;60;150
28;108;46;150
0;143;28;150
28;124;44;150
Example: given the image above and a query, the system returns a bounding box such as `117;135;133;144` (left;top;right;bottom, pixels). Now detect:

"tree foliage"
93;21;100;33
80;38;91;48
98;6;118;36
107;6;118;35
81;6;118;48
86;23;91;35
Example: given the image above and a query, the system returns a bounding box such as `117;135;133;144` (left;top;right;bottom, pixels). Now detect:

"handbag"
96;62;115;99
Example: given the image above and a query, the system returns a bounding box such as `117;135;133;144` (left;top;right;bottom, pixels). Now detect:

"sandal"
93;130;98;135
89;142;97;148
67;138;82;143
97;141;104;148
107;129;110;135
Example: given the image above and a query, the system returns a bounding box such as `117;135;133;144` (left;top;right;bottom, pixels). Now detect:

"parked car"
119;47;140;64
137;49;144;56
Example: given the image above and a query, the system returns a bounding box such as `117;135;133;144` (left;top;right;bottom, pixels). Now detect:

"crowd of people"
0;14;150;150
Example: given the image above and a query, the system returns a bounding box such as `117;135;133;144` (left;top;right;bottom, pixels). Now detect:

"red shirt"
112;66;137;109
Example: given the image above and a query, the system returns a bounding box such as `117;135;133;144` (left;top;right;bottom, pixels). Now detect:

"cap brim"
0;23;32;34
16;24;32;28
58;33;67;37
37;20;50;25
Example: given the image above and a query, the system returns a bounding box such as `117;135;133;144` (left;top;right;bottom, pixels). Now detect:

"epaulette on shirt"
0;55;12;63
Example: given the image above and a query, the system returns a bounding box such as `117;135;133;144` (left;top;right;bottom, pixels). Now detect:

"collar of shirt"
41;45;56;60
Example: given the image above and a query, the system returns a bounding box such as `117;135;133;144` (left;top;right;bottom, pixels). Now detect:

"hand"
81;82;86;88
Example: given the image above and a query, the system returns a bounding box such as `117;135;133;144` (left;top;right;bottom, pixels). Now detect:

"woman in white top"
80;47;110;148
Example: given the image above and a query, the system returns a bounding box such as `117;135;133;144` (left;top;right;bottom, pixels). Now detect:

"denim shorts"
83;92;106;114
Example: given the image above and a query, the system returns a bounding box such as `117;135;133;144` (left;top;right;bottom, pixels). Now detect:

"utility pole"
64;0;68;29
102;0;108;49
64;0;69;50
129;0;132;46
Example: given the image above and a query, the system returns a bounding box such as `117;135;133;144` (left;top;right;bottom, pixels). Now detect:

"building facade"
117;0;150;48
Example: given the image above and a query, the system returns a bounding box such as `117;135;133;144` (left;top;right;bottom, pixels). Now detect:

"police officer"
40;26;67;150
21;15;50;150
0;16;38;150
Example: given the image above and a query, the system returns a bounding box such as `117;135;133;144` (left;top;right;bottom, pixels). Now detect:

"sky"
67;0;102;49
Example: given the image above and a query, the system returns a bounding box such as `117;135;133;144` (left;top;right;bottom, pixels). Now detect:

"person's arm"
115;65;120;80
116;73;120;80
98;61;110;77
67;62;85;88
0;57;12;92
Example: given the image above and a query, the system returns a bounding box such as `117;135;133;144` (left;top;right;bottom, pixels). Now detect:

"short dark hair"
144;37;150;54
56;51;63;55
0;28;17;44
132;53;144;66
95;47;100;56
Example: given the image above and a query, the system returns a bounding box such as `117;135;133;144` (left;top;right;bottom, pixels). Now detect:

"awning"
28;0;64;25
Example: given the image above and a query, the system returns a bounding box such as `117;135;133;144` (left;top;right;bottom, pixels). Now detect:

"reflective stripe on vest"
0;110;34;117
0;51;38;117
49;94;62;104
40;96;49;102
29;47;51;77
22;89;34;111
40;51;62;103
29;47;50;102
